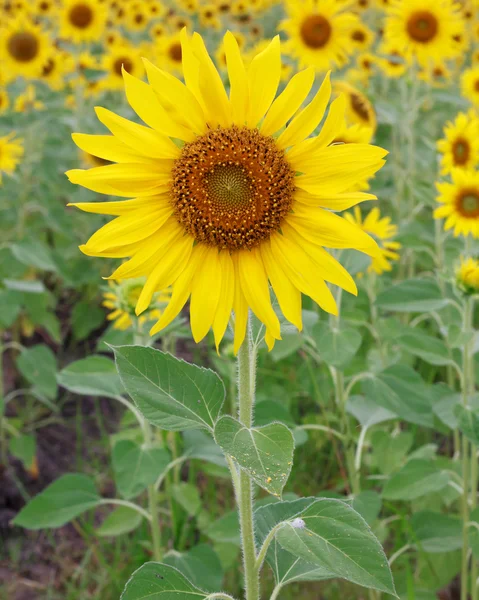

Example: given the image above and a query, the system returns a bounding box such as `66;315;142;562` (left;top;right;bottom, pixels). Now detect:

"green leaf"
255;498;334;586
398;329;453;366
376;279;448;313
96;506;143;537
276;498;396;595
312;322;362;368
411;511;462;553
120;562;208;600
0;289;21;327
469;507;479;559
71;301;105;341
362;365;434;428
346;395;397;428
13;474;101;529
163;545;223;592
11;239;58;272
351;491;382;525
171;483;201;516
16;344;57;399
214;415;294;496
9;434;36;470
382;460;450;500
371;431;413;475
206;510;240;545
455;405;479;445
112;440;170;500
270;333;303;362
112;346;225;431
182;430;226;467
57;356;124;399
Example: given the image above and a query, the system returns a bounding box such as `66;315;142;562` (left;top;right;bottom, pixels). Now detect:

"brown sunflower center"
406;11;438;43
171;126;295;251
452;138;470;165
113;57;133;76
352;30;366;43
134;13;144;24
458;190;479;217
69;3;94;28
351;93;370;122
168;42;182;62
300;15;332;49
7;32;39;62
475;79;479;92
42;58;55;76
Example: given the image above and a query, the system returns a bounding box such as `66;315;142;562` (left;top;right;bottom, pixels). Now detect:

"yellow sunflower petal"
190;247;223;343
224;31;249;125
72;134;155;164
247;35;281;128
213;250;235;352
68;195;170;216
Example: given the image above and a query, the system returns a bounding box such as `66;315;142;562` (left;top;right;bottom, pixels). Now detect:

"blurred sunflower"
101;43;144;90
333;81;376;131
125;4;150;32
462;67;479;106
0;17;51;81
199;4;222;29
59;0;107;43
345;207;401;274
35;0;56;16
456;256;479;294
435;169;479;237
350;22;375;50
384;0;464;65
378;44;408;78
103;279;171;331
437;111;479;174
0;133;24;185
156;33;184;75
66;32;386;351
14;84;44;112
281;0;359;72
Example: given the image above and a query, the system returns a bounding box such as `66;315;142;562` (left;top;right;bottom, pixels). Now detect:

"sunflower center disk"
407;11;438;43
459;193;479;216
69;3;94;28
351;93;370;122
453;139;470;165
113;57;133;75
168;42;182;62
300;15;332;49
171;126;295;251
8;32;39;62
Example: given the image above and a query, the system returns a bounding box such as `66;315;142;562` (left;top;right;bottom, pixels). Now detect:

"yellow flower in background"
378;44;408;78
14;84;45;112
66;32;386;352
332;122;374;145
103;280;172;331
350;21;375;51
437;111;479;175
456;256;479;294
462;67;479;107
0;133;24;185
101;43;144;90
435;169;479;237
35;0;56;16
155;33;184;76
0;17;51;82
384;0;465;66
281;0;360;72
124;4;150;32
59;0;107;43
418;61;452;88
345;207;401;274
199;4;222;29
333;81;377;132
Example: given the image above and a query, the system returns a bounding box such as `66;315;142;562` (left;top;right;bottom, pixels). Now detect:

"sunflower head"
456;256;479;294
0;132;24;184
67;31;387;352
435;168;479;238
0;16;51;81
437;111;479;175
60;0;107;43
333;80;377;131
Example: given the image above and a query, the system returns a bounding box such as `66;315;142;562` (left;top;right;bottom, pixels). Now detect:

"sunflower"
418;60;452;87
14;84;44;112
40;49;70;90
199;4;222;29
437;111;479;175
66;32;386;352
456;256;479;294
35;0;56;16
103;279;171;331
59;0;107;43
101;43;144;90
378;43;408;78
0;17;51;81
345;207;401;274
384;0;465;66
0;90;10;114
0;132;24;185
462;67;479;106
333;81;376;131
156;33;184;75
356;52;377;77
281;0;360;72
435;169;479;237
350;22;375;50
125;4;150;32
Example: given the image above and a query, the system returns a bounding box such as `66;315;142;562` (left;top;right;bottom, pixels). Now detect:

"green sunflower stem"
236;315;260;600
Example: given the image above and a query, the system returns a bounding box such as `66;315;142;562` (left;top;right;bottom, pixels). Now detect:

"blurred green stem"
237;315;260;600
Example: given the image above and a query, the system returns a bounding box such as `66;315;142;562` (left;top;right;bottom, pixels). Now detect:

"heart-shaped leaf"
57;355;124;399
112;345;225;431
214;416;294;496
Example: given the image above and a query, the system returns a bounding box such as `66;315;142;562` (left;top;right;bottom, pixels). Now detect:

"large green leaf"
57;355;124;399
163;545;223;592
13;474;101;529
113;346;225;431
214;416;294;496
376;279;448;313
275;498;396;595
255;498;334;586
206;510;240;545
382;460;450;500
16;344;57;400
312;322;362;368
112;440;170;499
411;511;462;553
96;506;143;537
398;329;453;366
120;563;208;600
11;239;58;272
71;301;105;341
455;405;479;445
346;395;397;428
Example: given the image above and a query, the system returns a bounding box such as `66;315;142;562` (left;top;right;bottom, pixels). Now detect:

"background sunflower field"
1;1;479;599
